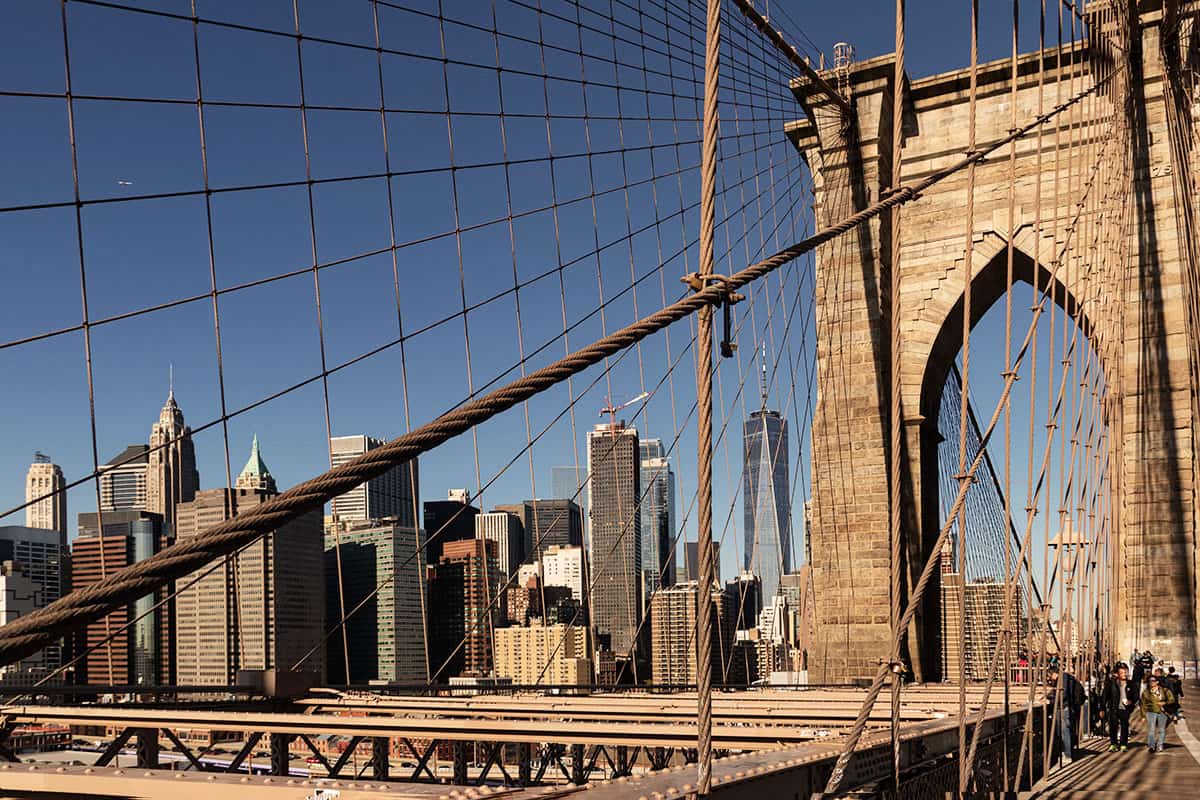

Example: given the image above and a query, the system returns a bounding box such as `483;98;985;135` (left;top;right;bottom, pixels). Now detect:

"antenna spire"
759;341;768;409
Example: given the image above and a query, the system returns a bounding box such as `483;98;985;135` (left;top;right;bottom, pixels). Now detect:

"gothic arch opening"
910;243;1101;679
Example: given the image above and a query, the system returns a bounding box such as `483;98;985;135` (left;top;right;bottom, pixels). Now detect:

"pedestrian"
1103;662;1135;751
1164;666;1184;720
1047;666;1085;763
1139;674;1176;753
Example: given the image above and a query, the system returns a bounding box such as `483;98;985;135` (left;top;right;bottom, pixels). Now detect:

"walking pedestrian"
1166;666;1185;717
1047;666;1085;763
1103;663;1135;751
1139;674;1176;754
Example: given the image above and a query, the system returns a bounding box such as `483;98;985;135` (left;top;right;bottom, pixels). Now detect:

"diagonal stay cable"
0;69;1108;669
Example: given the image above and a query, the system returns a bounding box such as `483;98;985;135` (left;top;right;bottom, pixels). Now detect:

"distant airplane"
116;180;133;186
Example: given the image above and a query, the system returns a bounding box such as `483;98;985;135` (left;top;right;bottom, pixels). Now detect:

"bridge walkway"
1024;681;1200;799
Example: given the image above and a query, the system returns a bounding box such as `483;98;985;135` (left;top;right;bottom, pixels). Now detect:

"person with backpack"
1139;674;1176;753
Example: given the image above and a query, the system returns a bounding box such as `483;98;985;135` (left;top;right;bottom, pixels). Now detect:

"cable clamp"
681;273;744;358
953;472;977;484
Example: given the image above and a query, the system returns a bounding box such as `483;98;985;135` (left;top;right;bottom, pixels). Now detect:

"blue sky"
0;0;1089;586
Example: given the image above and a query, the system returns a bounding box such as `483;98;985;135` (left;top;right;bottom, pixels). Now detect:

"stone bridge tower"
790;7;1199;681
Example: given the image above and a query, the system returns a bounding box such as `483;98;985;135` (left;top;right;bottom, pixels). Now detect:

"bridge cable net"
0;0;1137;795
0;0;819;699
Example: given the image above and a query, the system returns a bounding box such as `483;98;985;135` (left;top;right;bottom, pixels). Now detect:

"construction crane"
599;391;650;429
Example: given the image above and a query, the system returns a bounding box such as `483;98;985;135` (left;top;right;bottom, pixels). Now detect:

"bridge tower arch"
790;11;1199;682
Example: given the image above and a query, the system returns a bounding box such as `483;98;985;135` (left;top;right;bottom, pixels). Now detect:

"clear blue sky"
0;0;1086;585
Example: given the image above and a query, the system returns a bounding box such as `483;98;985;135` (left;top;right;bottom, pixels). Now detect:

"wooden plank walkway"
1024;681;1200;799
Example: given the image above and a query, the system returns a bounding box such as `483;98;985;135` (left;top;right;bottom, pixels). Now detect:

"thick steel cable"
693;0;720;791
887;0;906;793
0;70;1108;669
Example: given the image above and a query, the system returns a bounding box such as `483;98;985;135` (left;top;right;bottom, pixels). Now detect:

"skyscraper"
25;453;66;539
587;421;641;659
234;435;276;493
475;511;523;579
685;539;721;582
72;511;169;685
650;581;735;686
542;544;587;604
174;438;324;684
496;499;584;560
550;465;588;519
99;444;149;512
145;385;199;535
639;439;676;600
324;519;428;684
743;393;790;602
428;538;500;680
0;560;53;686
423;490;480;564
0;526;68;672
329;435;419;528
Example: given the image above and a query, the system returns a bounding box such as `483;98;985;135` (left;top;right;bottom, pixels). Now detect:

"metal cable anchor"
681;272;745;358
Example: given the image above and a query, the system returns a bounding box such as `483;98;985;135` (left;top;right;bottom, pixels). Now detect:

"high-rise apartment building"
428;538;499;680
587;422;641;658
0;526;68;672
25;454;66;538
329;435;419;528
743;405;790;602
72;511;170;685
639;442;676;600
174;439;325;684
475;511;523;579
649;581;734;686
145;387;199;534
423;491;480;564
324;519;427;684
494;623;592;686
99;444;149;512
542;544;587;605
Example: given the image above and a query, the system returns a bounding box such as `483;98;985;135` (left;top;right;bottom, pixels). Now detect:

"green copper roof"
239;434;271;481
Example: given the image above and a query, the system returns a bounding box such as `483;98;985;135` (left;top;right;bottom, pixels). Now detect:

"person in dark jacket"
1047;666;1085;761
1103;663;1136;751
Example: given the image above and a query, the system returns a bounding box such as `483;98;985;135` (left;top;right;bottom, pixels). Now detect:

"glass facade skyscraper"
743;408;790;602
638;438;675;601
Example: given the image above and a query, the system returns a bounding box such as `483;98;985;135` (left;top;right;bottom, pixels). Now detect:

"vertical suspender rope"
1016;2;1049;786
695;0;721;794
957;2;980;791
1001;0;1020;786
888;1;906;794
